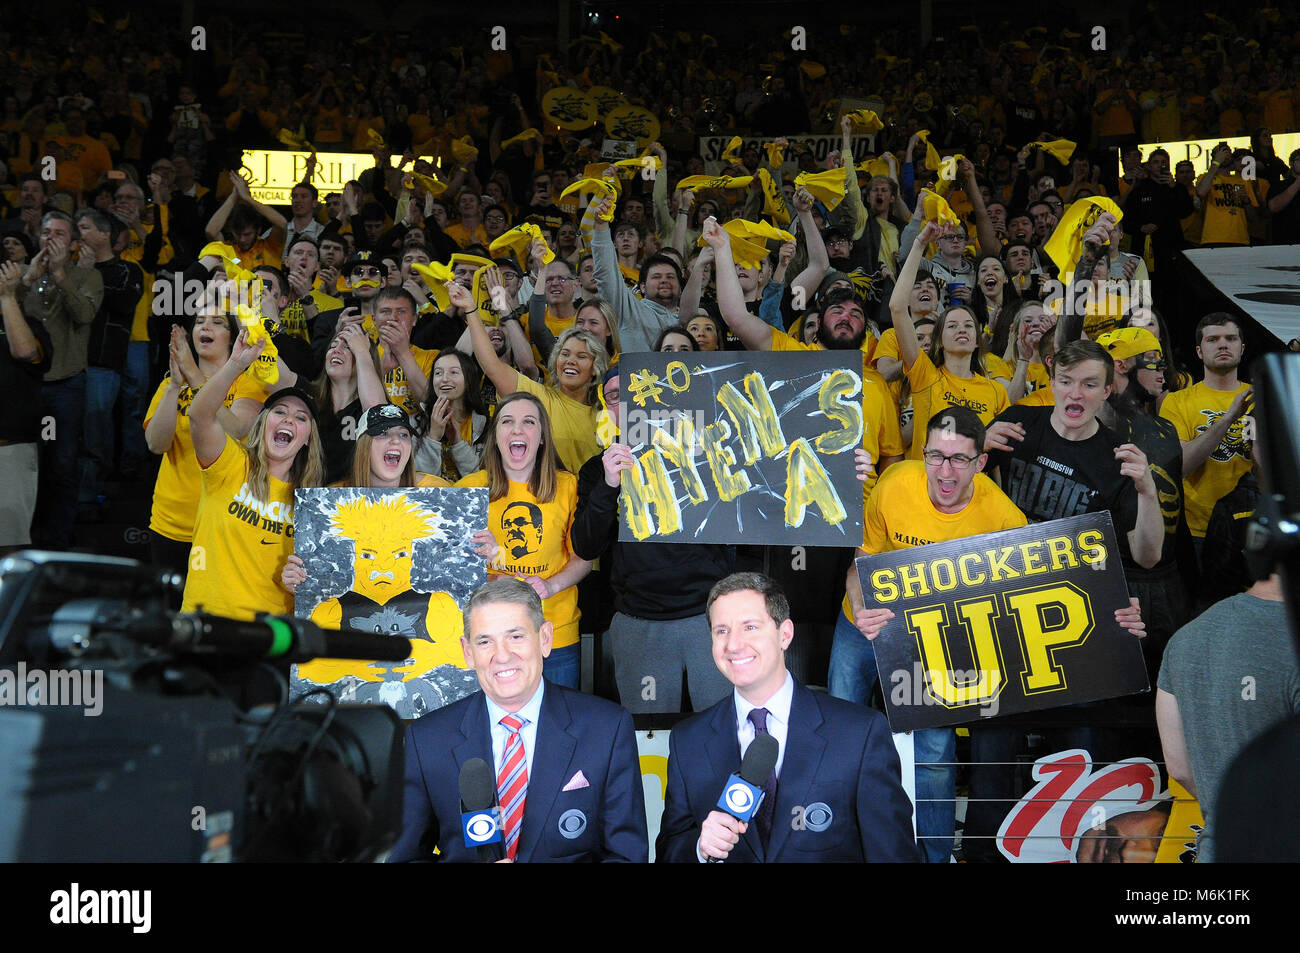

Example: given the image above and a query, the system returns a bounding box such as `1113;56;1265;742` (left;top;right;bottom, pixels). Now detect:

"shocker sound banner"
616;350;864;547
856;512;1149;731
290;487;488;719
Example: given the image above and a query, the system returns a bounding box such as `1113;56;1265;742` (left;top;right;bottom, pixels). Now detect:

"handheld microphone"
708;733;778;862
459;757;502;862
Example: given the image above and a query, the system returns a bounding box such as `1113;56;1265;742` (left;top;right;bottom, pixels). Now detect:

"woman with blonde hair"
182;330;324;620
458;391;591;687
454;278;607;473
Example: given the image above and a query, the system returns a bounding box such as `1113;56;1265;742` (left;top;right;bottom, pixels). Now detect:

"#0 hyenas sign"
616;350;864;548
857;512;1149;732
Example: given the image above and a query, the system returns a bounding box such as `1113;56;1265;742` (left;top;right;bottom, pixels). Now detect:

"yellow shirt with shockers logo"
455;470;582;648
1159;381;1253;537
381;345;437;415
841;460;1027;623
904;352;1010;459
146;373;268;541
180;435;298;620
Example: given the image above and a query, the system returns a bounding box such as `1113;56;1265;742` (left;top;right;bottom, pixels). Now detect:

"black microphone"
707;733;779;863
459;757;503;862
132;612;413;663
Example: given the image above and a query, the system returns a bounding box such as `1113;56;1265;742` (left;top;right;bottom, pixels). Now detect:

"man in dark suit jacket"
656;572;918;862
389;577;647;862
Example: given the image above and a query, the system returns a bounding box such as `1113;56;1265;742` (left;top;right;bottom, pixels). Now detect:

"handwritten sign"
616;350;864;547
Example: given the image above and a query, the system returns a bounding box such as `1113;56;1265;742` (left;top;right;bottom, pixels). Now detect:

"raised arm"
789;186;828;300
450;279;520;397
704;217;773;352
891;221;942;370
961;158;1000;256
191;330;262;468
676;244;711;323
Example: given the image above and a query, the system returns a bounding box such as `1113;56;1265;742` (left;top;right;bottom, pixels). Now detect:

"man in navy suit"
389;577;647;862
656;572;918;862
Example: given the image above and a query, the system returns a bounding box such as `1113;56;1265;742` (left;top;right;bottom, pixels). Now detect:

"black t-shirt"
987;405;1138;553
320;396;362;486
1111;405;1183;572
0;313;54;443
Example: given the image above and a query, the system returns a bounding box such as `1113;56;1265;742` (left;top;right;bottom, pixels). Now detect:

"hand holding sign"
602;443;635;489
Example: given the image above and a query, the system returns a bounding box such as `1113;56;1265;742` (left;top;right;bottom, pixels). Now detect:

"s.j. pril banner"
857;512;1149;731
616;350;864;548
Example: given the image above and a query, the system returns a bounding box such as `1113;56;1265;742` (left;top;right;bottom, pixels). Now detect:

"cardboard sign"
1120;131;1300;176
616;350;864;547
240;149;437;205
857;512;1148;731
290;486;488;719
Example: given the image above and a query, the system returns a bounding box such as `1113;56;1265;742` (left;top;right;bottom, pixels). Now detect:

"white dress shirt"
733;670;794;779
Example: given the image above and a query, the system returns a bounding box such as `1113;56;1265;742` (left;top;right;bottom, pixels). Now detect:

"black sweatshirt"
571;452;733;620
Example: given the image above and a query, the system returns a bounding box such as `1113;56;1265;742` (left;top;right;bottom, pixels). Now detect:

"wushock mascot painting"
290;486;488;718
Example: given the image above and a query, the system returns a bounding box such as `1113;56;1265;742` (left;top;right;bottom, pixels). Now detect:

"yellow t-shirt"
1158;381;1253;537
382;345;437;414
1197;173;1259;246
180;435;297;620
233;236;285;271
904;353;1010;459
513;372;598;475
842;460;1027;622
985;355;1050;394
456;470;582;647
445;222;489;249
146;373;267;541
1016;385;1055;407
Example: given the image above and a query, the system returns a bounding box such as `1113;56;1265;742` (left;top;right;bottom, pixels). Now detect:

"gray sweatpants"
606;611;732;714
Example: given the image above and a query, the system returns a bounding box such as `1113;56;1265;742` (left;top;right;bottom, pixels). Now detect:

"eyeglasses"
544;276;573;284
922;449;978;470
352;267;382;277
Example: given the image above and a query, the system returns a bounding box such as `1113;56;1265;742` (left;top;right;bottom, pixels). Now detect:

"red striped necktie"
496;714;529;861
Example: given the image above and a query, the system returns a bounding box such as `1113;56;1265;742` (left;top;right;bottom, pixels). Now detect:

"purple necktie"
747;707;778;849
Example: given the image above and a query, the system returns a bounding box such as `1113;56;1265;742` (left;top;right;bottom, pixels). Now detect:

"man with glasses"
899;214;975;304
836;406;1027;862
309;249;388;370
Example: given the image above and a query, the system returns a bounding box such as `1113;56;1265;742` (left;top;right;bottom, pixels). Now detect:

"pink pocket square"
562;770;590;791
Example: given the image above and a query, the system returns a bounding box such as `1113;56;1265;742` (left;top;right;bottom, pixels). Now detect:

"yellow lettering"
871;568;899;603
1019;541;1047;575
664;360;691;393
908;598;1005;708
1045;535;1079;570
1077;529;1106;567
958;552;986;587
783;437;847;528
619;448;682;540
700;419;751;502
898;561;932;599
814;368;863;454
929;557;958;592
651;414;708;504
987;546;1021;582
1006;582;1093;694
715;371;787;466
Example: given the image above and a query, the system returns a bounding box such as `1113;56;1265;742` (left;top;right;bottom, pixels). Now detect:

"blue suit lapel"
517;682;577;862
451;692;494;784
704;695;763;863
764;682;827;861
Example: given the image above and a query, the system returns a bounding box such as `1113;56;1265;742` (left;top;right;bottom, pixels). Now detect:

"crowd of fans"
1;4;1297;862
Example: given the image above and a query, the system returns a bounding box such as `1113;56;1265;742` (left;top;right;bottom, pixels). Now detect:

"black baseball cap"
345;249;389;276
359;402;414;436
264;384;319;420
